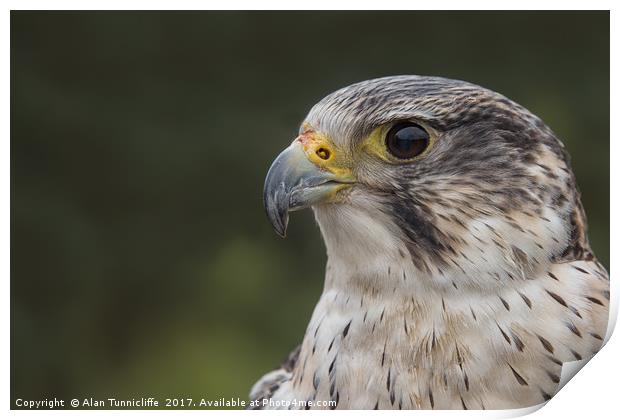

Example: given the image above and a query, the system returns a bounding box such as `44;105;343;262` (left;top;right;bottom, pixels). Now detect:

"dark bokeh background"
11;11;609;407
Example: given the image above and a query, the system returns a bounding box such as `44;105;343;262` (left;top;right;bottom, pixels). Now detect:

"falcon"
252;75;609;410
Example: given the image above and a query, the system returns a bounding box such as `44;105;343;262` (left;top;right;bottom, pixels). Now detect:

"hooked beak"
263;139;354;237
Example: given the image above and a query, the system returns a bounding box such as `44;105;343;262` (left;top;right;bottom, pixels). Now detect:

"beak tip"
273;211;289;238
264;192;290;238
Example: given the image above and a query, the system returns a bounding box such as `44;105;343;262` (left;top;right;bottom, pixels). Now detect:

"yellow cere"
298;131;355;182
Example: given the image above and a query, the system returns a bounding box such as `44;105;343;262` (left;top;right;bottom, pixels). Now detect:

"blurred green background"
11;11;609;408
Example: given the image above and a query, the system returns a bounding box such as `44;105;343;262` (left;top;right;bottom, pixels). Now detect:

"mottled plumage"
253;76;609;409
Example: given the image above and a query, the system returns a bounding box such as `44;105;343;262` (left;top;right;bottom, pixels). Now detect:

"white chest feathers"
271;255;607;410
263;206;608;409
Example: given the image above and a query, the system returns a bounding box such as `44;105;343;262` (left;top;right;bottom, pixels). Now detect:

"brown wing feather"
248;345;301;409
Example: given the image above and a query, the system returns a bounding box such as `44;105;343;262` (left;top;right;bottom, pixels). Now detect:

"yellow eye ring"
361;120;436;164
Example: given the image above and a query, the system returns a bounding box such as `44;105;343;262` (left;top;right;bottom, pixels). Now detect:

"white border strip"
3;4;616;420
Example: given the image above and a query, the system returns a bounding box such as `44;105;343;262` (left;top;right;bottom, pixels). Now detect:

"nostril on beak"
316;147;331;160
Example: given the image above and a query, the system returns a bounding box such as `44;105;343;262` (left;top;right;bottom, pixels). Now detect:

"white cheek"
312;191;440;297
314;203;405;275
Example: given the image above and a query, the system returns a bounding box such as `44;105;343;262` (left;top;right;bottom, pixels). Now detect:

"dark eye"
385;122;430;160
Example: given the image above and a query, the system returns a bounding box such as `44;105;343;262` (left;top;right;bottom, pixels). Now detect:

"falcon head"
263;76;588;292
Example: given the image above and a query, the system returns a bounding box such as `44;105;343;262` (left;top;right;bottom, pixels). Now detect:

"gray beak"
263;141;349;237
